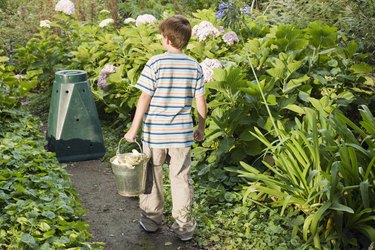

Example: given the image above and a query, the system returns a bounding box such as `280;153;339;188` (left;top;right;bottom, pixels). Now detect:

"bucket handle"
116;138;143;156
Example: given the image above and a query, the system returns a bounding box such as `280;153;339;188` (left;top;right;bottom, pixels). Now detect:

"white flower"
192;21;221;42
99;18;114;28
200;58;223;83
100;10;111;15
98;64;117;90
14;74;26;80
124;17;136;24
222;31;239;45
135;14;157;26
55;0;75;16
40;20;51;28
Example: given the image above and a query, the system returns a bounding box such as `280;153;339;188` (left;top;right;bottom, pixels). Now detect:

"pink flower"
55;0;75;16
200;58;223;83
222;31;239;45
98;64;116;90
192;21;221;42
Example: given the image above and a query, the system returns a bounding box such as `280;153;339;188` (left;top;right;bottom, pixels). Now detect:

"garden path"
66;160;200;250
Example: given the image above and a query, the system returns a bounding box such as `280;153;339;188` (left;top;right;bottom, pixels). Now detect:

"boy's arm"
124;91;152;142
194;95;207;142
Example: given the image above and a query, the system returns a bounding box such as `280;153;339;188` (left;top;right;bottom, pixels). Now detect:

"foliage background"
1;0;374;249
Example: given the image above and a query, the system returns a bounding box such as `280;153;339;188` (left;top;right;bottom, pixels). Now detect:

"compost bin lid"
55;70;87;84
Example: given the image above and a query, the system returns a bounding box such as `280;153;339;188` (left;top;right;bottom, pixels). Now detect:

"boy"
124;15;207;241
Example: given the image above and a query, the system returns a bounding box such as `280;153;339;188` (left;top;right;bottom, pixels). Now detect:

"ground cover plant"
0;49;102;249
1;0;374;249
0;108;103;249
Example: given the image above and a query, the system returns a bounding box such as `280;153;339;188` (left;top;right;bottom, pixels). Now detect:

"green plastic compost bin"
47;70;105;163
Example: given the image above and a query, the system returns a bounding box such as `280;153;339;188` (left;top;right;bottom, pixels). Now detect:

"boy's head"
159;15;191;50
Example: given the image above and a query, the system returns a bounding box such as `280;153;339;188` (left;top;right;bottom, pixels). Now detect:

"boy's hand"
124;130;137;142
194;128;204;142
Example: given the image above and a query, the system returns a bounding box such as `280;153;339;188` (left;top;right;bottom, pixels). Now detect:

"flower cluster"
135;14;157;27
215;1;233;19
99;18;114;28
124;17;136;24
55;0;75;16
40;20;51;28
98;64;116;90
222;31;239;45
215;1;253;30
200;58;223;83
192;21;221;42
216;1;252;19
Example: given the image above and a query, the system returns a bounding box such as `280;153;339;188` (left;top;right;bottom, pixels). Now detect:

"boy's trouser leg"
139;146;166;225
168;147;195;229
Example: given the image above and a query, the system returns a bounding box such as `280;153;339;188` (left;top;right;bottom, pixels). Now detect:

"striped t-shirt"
136;52;205;148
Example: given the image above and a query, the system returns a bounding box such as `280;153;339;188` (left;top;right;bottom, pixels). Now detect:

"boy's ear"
165;36;171;45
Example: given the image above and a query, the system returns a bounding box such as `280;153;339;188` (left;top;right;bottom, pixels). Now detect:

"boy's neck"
166;47;183;54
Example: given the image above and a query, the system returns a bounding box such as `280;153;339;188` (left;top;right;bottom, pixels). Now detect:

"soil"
66;160;201;250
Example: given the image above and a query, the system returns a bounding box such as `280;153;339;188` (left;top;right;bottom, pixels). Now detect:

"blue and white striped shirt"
136;52;205;148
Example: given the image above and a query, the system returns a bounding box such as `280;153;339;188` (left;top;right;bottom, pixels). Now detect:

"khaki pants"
140;145;195;230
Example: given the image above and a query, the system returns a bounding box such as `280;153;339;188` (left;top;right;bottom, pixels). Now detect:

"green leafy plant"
0;52;37;108
234;105;375;249
0;109;104;249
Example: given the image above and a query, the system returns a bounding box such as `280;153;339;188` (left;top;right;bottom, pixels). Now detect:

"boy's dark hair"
159;15;191;50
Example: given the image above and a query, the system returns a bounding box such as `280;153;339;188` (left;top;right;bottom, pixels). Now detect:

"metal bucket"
110;139;148;197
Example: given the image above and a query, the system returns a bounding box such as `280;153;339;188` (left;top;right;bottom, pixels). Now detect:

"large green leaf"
350;63;372;74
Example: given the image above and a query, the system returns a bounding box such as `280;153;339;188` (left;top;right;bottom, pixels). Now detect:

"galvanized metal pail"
110;139;148;197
